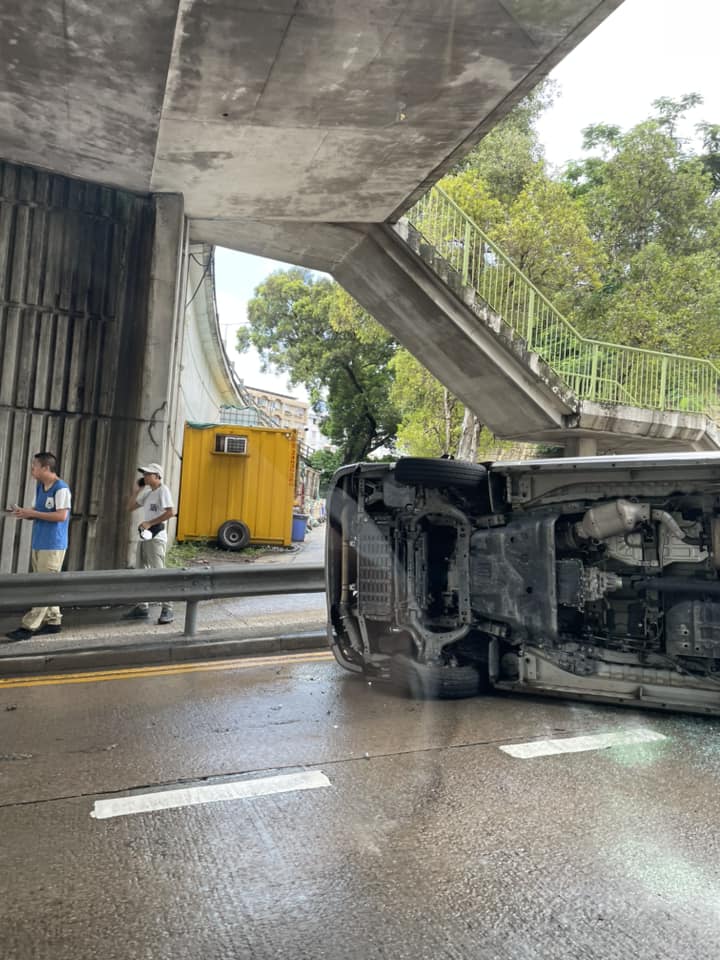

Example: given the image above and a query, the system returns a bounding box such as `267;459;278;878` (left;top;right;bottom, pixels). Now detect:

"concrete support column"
127;194;186;566
135;194;186;485
564;437;598;458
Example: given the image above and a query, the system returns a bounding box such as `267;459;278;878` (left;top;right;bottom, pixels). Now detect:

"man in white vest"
123;462;175;624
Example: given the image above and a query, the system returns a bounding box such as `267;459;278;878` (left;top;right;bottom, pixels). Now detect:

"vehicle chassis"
325;455;720;715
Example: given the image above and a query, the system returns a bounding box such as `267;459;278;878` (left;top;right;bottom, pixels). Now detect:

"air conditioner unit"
215;434;248;455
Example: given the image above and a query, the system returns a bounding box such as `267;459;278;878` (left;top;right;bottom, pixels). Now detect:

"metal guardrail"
406;186;720;417
0;563;326;637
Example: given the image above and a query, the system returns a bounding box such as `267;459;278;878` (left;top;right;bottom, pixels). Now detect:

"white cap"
138;462;163;477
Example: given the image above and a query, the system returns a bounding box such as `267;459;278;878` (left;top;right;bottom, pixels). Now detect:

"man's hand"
13;507;33;520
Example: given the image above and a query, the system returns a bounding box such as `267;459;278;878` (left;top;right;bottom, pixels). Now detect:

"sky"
214;0;720;398
535;0;720;168
214;247;303;398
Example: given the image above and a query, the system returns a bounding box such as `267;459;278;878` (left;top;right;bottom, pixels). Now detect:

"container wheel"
217;519;251;551
390;654;481;700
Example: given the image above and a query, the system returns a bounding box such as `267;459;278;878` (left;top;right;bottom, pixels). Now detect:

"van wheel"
390;654;480;700
218;520;251;551
394;457;486;489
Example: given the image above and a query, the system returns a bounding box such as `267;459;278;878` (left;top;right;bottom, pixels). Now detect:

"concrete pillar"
564;437;598;458
126;193;186;567
134;194;186;490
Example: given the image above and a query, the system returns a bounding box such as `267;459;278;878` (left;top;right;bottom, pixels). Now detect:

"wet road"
1;653;719;959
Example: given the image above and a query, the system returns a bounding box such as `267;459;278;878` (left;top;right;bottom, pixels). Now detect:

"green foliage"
582;244;720;356
561;96;720;360
390;349;463;457
697;122;720;194
652;93;703;136
573;122;713;262
308;448;343;494
581;123;622;153
435;173;504;234
494;176;606;315
241;269;399;464
455;79;556;204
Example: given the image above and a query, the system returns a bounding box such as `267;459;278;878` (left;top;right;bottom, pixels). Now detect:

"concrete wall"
155;241;242;561
177;243;240;429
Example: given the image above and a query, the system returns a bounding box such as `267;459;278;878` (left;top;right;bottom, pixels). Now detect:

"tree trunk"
456;409;481;462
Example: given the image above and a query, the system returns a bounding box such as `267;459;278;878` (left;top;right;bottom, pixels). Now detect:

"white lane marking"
499;728;666;759
90;770;330;820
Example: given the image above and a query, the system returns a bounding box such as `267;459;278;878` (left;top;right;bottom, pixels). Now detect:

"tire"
217;519;251;551
394;457;487;490
390;654;480;700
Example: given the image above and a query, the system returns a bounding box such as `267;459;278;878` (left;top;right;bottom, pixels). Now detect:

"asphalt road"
1;652;719;959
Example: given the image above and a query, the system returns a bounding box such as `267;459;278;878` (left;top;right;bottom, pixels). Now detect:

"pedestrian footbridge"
332;186;720;455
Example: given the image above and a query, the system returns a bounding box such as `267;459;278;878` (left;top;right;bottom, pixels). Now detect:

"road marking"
0;650;333;689
90;770;331;820
499;728;667;759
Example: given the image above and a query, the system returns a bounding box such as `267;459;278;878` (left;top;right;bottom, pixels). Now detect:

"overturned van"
325;453;720;716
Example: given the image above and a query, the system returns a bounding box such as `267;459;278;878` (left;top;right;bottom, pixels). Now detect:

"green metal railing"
406;186;720;417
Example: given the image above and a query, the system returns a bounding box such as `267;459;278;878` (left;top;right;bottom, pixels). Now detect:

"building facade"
242;387;309;435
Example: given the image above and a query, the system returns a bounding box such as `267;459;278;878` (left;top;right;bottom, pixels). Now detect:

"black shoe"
36;624;62;635
158;608;174;625
4;627;35;642
122;607;150;620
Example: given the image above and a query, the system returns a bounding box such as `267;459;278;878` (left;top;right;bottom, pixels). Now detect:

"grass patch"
166;540;269;567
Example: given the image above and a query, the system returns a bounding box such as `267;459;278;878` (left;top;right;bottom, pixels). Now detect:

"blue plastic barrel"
291;514;307;542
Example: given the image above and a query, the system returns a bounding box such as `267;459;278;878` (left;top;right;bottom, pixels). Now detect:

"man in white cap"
123;463;175;624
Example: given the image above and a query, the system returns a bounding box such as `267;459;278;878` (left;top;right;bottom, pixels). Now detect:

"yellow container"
176;423;298;548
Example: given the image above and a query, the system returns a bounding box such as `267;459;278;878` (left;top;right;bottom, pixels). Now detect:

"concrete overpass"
0;0;633;571
2;0;622;226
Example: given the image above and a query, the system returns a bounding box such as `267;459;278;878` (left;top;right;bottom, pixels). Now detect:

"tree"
573;121;713;261
240;269;399;464
582;244;720;356
390;349;463;457
563;96;720;354
307;448;343;495
454;79;557;204
697;121;720;194
494;175;606;317
440;84;605;320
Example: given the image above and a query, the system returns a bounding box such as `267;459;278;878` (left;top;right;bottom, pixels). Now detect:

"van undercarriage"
325;454;720;715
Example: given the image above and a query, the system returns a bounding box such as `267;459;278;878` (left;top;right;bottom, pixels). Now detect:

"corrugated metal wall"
0;160;155;572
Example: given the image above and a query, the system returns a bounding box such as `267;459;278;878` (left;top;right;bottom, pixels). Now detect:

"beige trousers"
22;549;66;630
136;539;171;612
